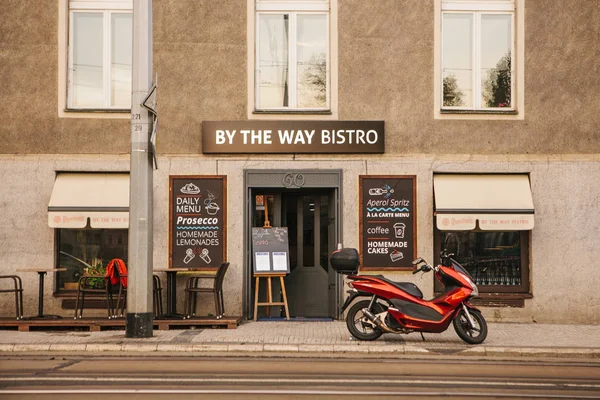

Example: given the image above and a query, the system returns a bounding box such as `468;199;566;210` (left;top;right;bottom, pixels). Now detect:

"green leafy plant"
83;258;106;289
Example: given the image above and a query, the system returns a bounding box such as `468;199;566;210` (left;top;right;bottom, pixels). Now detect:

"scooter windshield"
450;258;474;281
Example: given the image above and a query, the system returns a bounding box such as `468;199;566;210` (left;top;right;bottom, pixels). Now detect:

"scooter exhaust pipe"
362;308;396;334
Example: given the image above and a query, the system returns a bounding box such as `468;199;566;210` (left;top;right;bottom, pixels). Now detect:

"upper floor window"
67;0;132;110
441;0;515;111
254;0;330;112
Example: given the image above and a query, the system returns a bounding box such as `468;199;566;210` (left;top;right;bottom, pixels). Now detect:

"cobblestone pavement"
1;321;600;358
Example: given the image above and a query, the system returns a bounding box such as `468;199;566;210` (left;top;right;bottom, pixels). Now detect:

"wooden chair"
183;262;230;319
0;275;24;320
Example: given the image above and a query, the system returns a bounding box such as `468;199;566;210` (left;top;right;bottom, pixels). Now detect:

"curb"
1;343;600;359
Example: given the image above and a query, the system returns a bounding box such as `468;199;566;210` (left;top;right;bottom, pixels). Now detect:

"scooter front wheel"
453;308;488;344
346;299;383;341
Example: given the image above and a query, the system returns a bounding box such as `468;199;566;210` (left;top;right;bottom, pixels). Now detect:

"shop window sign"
359;176;417;270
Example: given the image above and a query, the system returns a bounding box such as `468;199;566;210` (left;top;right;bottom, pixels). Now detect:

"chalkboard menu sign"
359;176;416;270
169;175;227;269
251;227;290;274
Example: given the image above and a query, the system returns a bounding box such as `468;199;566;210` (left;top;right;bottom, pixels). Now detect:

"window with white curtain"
68;0;132;110
441;0;515;111
255;0;330;111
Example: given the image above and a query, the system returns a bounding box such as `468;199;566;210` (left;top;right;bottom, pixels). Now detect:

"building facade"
1;0;599;323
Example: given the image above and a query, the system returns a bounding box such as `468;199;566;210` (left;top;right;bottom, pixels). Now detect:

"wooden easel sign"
251;227;291;320
251;227;290;274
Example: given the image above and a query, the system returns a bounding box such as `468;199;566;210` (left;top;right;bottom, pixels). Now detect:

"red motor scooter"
330;247;487;344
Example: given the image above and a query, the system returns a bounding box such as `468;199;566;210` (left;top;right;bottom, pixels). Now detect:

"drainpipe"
127;0;153;338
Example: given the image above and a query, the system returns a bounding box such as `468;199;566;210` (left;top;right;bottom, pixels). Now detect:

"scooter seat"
372;275;424;299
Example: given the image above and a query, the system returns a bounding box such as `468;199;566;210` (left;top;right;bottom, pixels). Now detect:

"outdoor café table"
153;268;216;320
16;268;66;319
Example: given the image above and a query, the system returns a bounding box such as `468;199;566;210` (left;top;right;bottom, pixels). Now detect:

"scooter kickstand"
420;332;426;341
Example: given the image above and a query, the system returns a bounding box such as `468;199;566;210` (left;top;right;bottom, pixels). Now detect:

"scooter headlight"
463;274;478;297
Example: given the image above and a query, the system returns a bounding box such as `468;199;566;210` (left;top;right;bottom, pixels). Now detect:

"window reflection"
257;14;289;109
72;12;104;108
256;11;328;110
111;13;132;108
441;1;514;110
70;10;132;109
481;14;512;108
442;13;473;107
297;14;327;108
57;229;128;290
441;231;521;286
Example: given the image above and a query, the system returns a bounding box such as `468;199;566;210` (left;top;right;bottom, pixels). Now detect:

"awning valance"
48;173;129;228
434;174;534;231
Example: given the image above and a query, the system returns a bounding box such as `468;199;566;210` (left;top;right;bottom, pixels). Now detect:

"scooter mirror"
412;257;424;265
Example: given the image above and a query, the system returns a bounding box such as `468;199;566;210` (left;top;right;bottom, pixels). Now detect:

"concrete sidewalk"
1;321;600;359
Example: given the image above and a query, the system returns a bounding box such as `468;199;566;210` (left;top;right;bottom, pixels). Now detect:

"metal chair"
183;262;230;319
74;275;125;319
153;274;164;317
74;273;164;319
0;275;24;320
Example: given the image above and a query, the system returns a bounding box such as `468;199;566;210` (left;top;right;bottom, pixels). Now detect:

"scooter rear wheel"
453;308;488;344
346;299;384;341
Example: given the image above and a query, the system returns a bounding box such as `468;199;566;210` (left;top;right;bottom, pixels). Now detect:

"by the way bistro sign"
202;121;384;153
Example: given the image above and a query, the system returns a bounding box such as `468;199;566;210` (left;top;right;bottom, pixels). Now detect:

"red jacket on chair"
105;259;128;288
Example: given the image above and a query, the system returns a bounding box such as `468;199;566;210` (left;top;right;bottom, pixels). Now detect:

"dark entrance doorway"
249;188;339;319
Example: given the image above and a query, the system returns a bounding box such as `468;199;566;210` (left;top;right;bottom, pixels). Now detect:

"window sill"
65;108;130;114
253;109;332;115
440;109;518;115
59;108;131;119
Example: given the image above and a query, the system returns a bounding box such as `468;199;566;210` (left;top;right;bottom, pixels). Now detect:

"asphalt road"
1;355;600;399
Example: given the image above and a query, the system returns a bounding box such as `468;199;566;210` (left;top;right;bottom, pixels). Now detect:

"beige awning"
48;173;129;228
434;174;534;231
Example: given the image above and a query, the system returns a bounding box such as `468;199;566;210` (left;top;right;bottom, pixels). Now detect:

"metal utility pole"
127;0;153;338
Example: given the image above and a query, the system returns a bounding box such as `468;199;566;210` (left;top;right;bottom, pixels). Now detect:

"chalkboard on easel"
251;227;290;274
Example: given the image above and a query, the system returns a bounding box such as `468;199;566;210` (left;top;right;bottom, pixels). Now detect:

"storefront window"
435;230;529;293
56;228;128;291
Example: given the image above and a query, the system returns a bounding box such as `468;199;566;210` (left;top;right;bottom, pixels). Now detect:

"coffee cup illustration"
393;222;406;239
205;202;220;215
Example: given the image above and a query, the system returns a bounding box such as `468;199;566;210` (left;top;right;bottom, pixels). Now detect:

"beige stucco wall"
1;1;599;155
1;155;599;323
0;1;598;324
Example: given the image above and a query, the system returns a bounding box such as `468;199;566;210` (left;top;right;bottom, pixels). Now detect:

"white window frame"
434;0;524;120
58;0;132;118
248;0;338;119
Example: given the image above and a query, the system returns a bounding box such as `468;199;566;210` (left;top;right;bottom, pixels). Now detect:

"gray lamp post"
127;0;154;338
